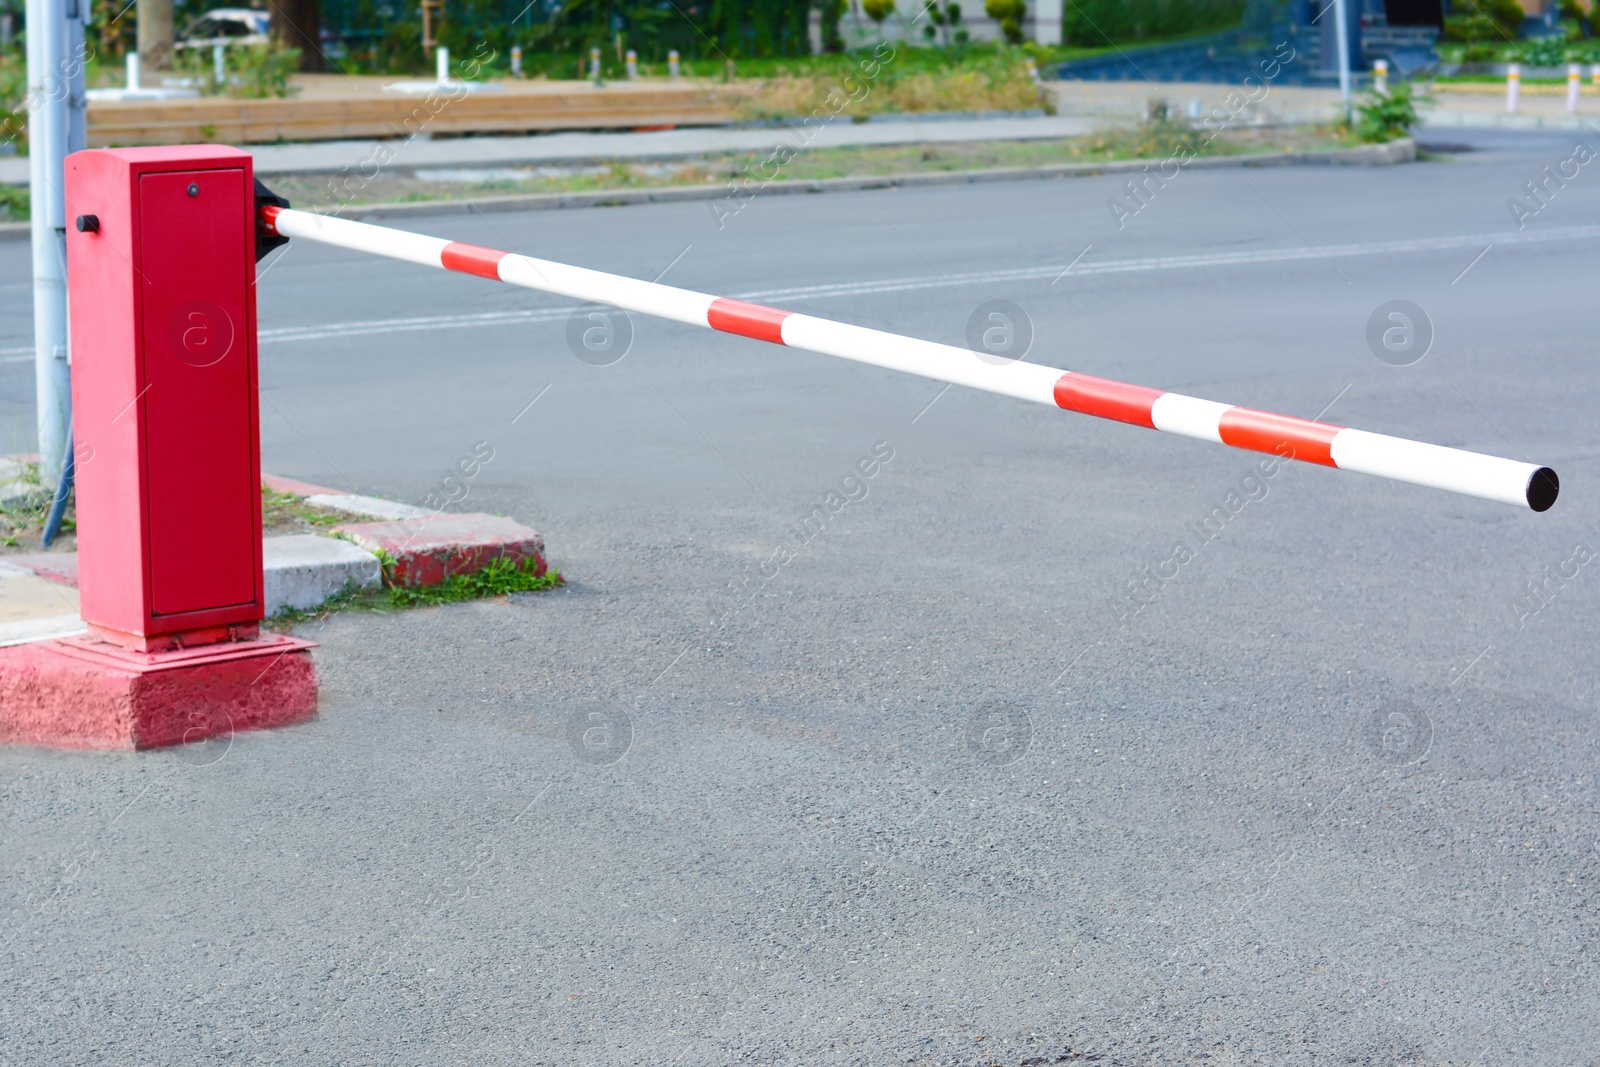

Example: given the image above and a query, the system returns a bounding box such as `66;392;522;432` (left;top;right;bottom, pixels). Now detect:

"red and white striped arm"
261;206;1559;512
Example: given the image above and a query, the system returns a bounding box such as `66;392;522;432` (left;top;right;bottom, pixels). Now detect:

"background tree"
271;0;325;72
985;0;1025;44
922;0;965;47
137;0;174;70
862;0;896;25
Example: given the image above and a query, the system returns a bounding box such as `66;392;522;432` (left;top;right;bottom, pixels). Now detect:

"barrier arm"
260;205;1560;513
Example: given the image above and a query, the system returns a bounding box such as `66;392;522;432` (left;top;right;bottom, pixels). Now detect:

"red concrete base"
335;512;546;586
0;634;317;750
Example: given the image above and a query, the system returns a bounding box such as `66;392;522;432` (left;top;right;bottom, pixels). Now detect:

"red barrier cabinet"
65;146;264;651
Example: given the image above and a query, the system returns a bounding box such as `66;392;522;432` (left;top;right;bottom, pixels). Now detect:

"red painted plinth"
0;634;317;750
336;513;547;587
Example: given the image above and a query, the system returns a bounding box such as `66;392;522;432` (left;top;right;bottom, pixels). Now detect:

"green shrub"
175;42;300;98
1063;0;1245;45
1354;80;1428;143
1444;0;1524;41
1;50;25;154
0;184;28;221
1521;35;1571;65
986;0;1027;45
1442;14;1500;42
229;44;301;98
862;0;896;23
1485;0;1527;37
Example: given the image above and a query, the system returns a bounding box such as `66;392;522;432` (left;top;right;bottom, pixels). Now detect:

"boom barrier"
261;205;1559;513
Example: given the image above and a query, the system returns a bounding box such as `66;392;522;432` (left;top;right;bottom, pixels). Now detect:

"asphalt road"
3;128;1599;1065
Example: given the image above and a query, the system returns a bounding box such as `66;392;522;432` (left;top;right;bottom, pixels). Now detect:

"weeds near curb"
265;557;563;630
388;556;563;607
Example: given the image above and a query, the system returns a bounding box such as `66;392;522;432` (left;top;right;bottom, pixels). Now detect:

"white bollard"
213;41;225;86
511;45;522;78
589;46;601;82
625;48;637;81
126;52;141;92
436;45;450;85
1373;58;1388;95
1506;63;1520;114
1593;63;1600;88
1569;63;1582;114
668;49;680;81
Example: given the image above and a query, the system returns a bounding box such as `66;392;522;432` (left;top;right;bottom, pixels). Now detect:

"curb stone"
263;475;548;589
0;474;550;639
312;138;1414;222
263;534;384;615
0;138;1412;240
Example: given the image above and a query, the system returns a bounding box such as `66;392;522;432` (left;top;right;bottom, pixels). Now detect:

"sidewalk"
0;111;1093;184
3;81;1591;188
1045;79;1600;129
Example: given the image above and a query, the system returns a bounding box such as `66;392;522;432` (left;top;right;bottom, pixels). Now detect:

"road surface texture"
2;129;1597;1065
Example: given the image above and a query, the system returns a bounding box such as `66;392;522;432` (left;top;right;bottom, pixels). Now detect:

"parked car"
177;8;270;46
178;7;347;60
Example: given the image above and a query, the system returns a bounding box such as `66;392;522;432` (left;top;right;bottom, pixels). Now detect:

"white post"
1568;63;1581;114
1332;0;1352;124
1593;63;1600;89
126;51;140;91
668;49;680;80
1374;58;1388;95
213;41;225;86
625;48;637;81
589;46;601;82
1030;0;1063;46
510;45;522;78
25;0;84;489
436;45;449;85
1507;63;1520;114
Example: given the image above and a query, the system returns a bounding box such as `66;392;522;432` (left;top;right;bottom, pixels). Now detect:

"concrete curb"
262;474;548;591
294;139;1414;222
0;138;1413;241
2;532;384;629
0;474;549;638
262;534;383;616
336;513;547;587
1422;110;1600;132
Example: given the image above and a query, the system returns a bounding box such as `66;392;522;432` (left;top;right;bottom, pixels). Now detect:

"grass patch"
387;556;563;607
1;480;351;556
0;183;28;224
261;485;348;534
0;460;72;552
725;47;1048;122
265;556;563;630
1432;74;1580;86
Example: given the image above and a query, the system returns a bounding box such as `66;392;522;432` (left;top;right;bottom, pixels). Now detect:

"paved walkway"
2;80;1595;186
227;113;1098;176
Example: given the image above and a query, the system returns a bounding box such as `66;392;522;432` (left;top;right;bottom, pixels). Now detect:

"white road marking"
6;224;1595;354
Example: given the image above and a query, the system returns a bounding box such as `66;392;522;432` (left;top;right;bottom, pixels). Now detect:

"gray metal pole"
25;0;84;491
66;1;87;155
1332;0;1353;124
